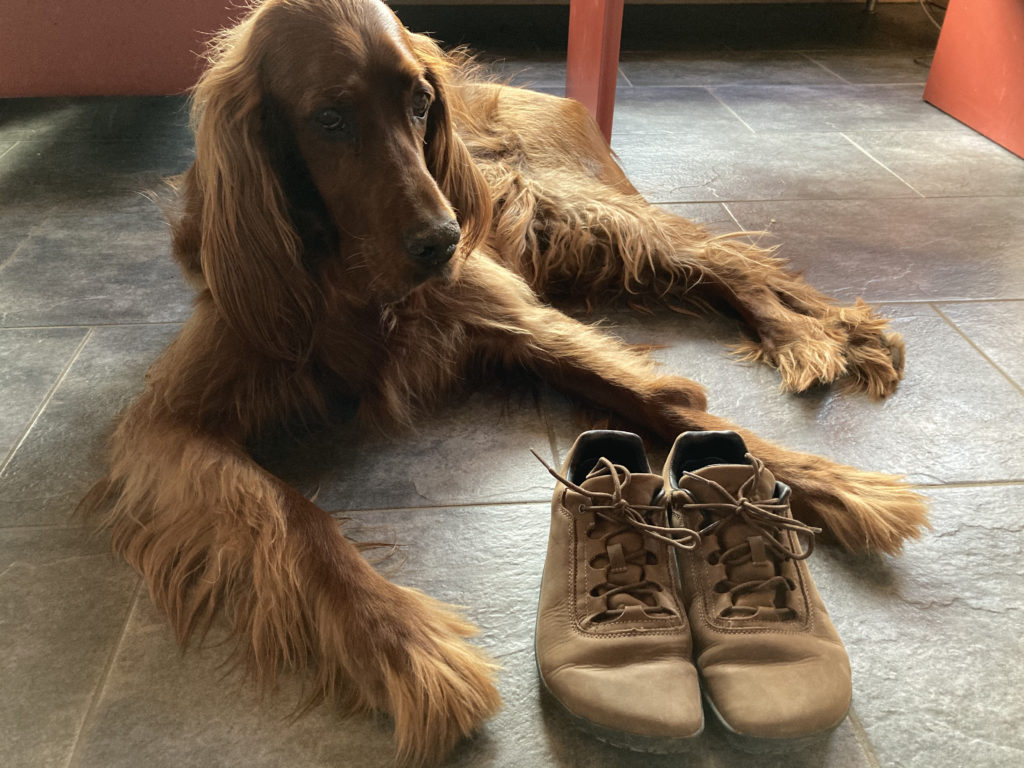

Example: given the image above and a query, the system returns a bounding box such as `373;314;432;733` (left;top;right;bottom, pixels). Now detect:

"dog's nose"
403;219;461;266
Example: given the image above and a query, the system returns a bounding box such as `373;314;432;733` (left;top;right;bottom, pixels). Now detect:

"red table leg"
923;0;1024;159
566;0;624;144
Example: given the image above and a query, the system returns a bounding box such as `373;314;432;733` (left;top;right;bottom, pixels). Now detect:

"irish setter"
86;0;928;764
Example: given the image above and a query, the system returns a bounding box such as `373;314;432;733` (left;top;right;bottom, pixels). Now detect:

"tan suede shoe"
665;430;852;751
534;430;703;752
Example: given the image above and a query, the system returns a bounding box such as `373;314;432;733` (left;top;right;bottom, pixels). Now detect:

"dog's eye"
315;108;348;133
411;89;432;122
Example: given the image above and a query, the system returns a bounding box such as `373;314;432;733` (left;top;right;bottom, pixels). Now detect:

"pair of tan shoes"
534;430;851;753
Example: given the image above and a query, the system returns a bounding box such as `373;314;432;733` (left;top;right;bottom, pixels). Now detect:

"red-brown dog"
87;0;927;764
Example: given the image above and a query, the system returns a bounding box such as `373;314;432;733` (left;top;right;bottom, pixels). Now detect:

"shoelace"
670;454;821;618
534;451;699;618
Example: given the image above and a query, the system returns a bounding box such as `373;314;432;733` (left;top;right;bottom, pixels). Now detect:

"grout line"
798;51;853;85
870;297;1024;306
0;320;186;332
0;522;101;532
617;67;633;88
930;303;1024;396
0;140;18;162
0;239;27;275
648;191;1023;205
646;193;923;206
64;577;143;768
912;479;1024;489
0;328;94;477
846;705;885;768
840;132;926;198
719;202;747;231
331;497;551;516
706;87;756;135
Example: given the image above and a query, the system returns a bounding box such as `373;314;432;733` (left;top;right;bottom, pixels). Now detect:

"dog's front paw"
353;586;502;766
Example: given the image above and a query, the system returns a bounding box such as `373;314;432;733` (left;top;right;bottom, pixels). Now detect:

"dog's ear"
409;34;492;257
184;19;322;362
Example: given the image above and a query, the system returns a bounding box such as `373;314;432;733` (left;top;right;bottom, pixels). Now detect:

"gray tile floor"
3;5;1023;768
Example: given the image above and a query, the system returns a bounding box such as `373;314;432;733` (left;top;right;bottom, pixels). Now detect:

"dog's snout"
403;219;461;266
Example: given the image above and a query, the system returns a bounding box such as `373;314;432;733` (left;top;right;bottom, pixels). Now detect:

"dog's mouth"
410;257;454;285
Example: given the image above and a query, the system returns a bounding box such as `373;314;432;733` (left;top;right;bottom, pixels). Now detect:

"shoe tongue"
680;463;776;547
685;462;776;499
680;463;787;611
580;467;664;505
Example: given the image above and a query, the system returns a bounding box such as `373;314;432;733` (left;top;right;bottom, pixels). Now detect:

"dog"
85;0;929;764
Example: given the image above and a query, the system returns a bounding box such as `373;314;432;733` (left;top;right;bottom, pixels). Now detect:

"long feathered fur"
84;0;928;765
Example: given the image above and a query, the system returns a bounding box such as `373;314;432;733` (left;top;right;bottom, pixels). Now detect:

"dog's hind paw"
731;322;848;395
839;328;905;400
733;300;905;400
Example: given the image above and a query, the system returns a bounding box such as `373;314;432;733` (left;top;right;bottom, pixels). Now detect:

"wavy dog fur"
86;0;928;764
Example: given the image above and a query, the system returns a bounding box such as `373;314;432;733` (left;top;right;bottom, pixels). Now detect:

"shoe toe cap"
547;658;704;739
702;655;852;739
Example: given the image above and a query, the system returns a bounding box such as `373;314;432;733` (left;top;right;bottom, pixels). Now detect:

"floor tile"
727;197;1024;302
0;327;87;459
0;96;188;143
619;51;843;87
343;503;551;659
550;304;1024;485
480;55;629;90
613;131;916;203
0;201;52;266
69;594;394;768
256;386;557;511
611;87;753;136
0;195;193;327
802;50;935;84
843;130;1024;197
937;301;1024;387
0;324;180;527
657;202;741;232
0;98;120;142
811;484;1024;768
71;501;875;768
0;135;193;207
711;83;966;134
0;527;138;768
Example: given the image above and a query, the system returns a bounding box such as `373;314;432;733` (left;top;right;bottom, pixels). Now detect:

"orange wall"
0;1;246;97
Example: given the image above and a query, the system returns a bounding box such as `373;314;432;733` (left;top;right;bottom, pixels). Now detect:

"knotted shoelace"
670;453;821;618
534;451;699;618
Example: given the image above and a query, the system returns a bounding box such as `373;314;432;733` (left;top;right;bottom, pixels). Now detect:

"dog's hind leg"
478;97;904;398
84;313;500;767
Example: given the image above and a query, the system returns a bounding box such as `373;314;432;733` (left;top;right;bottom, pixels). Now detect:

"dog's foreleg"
87;341;500;766
485;284;927;555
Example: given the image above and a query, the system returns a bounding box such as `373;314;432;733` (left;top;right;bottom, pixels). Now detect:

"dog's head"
174;0;491;360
